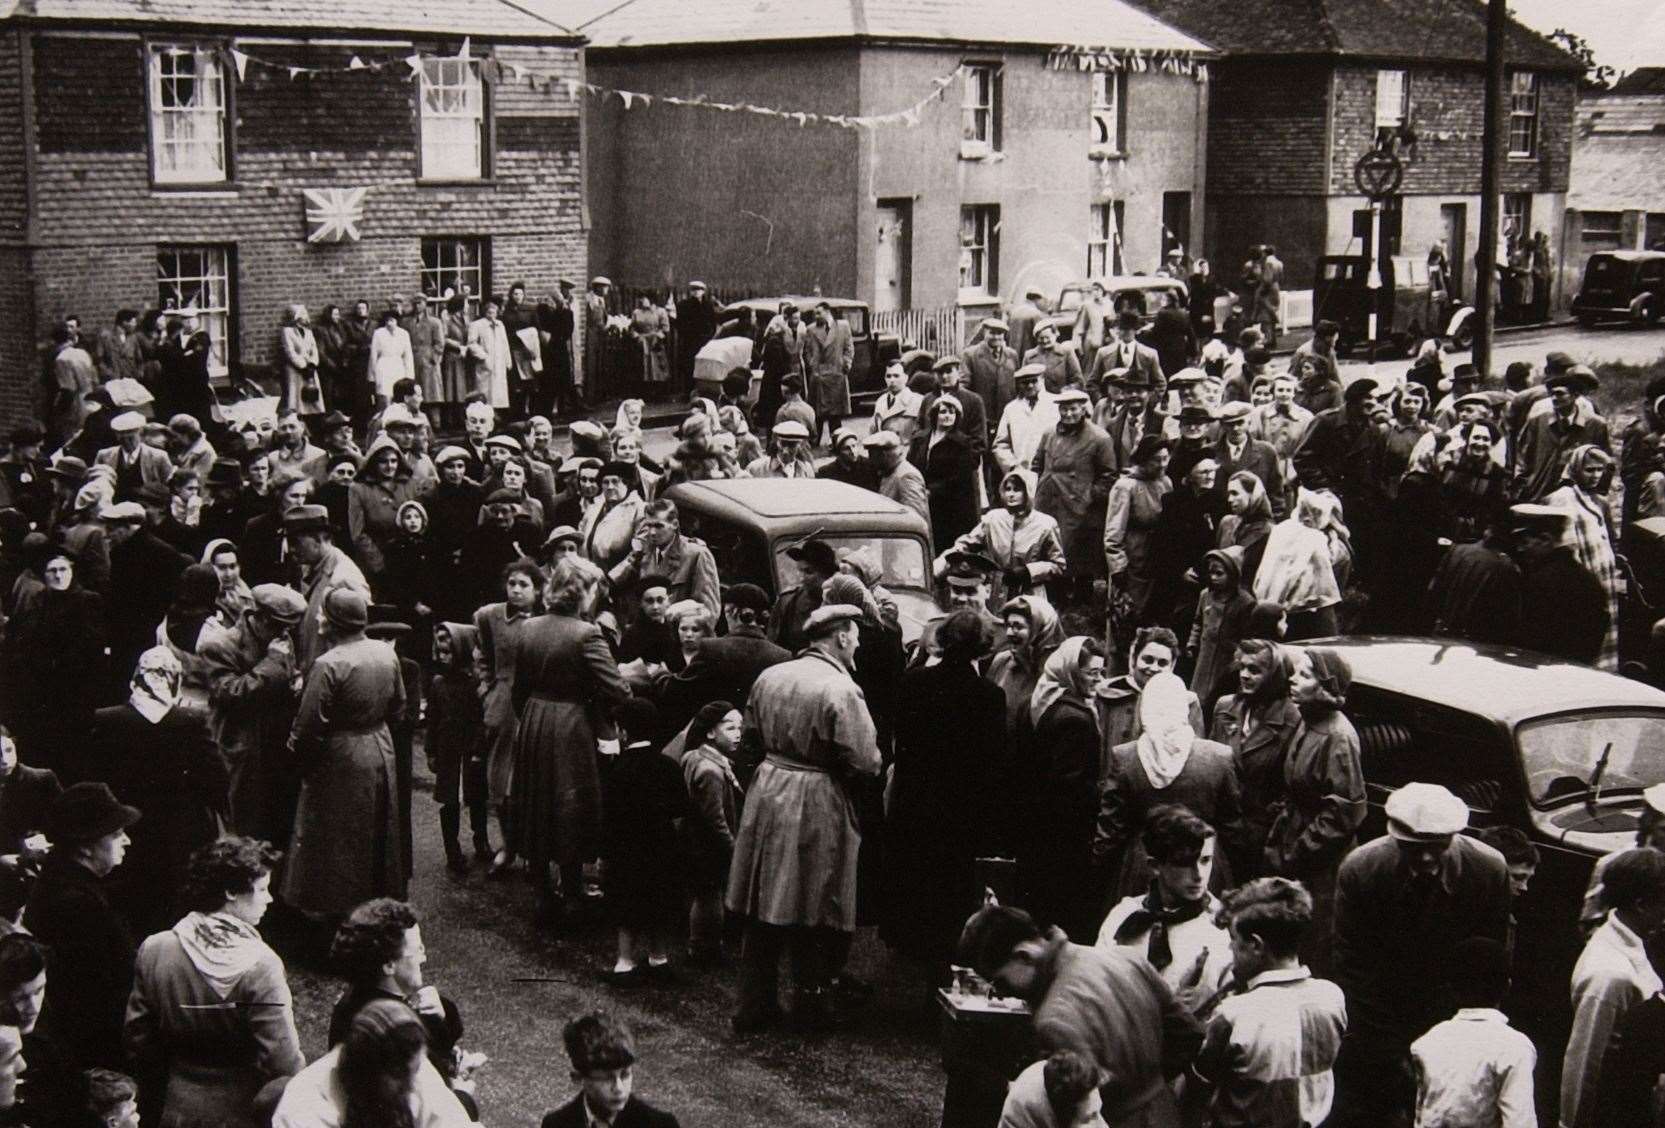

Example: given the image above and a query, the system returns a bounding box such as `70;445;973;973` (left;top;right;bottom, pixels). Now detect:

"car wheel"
1643;298;1662;327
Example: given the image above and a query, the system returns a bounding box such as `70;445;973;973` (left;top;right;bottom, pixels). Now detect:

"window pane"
420;59;484;179
421;237;486;317
150;46;226;183
157;245;231;377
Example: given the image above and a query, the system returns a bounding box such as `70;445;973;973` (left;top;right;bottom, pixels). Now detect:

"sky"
1508;0;1665;75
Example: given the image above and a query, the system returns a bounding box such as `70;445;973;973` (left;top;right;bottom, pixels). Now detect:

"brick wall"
1206;60;1331;196
1;30;585;426
1328;64;1573;196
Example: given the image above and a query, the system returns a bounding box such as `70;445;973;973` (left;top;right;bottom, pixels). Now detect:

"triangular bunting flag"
228;48;249;81
348;56;366;71
458;36;472;60
619;91;634;109
405;54;423;77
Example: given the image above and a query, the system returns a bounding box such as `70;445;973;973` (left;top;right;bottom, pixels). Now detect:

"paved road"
1341;321;1665;380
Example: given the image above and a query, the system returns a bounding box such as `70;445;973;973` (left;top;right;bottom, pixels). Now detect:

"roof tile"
7;0;581;39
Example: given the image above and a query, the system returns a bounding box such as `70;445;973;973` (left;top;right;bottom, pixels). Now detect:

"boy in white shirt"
1410;936;1536;1128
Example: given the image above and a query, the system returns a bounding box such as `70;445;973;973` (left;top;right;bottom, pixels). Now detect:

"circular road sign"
1354;150;1403;200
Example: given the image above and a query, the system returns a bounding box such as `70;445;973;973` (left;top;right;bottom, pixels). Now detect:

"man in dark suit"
657;583;790;743
543;1012;680;1128
1087;309;1164;394
0;730;61;879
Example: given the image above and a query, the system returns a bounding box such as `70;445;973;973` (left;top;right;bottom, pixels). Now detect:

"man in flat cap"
675;280;721;389
102;499;190;696
863;431;929;527
1512;364;1610;502
200;583;307;842
285;503;370;674
1292;376;1389;584
1330;783;1510;1128
1210;399;1285;517
748;419;817;480
769;538;838;654
992;364;1058;478
1506;502;1610;664
727;602;880;1034
1021;321;1081;396
1032;387;1118;606
962;317;1018;427
95;411;173;503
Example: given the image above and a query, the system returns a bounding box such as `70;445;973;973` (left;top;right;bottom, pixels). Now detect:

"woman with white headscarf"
90;645;228;938
1543;443;1622;671
1091;671;1243;902
1253;488;1344;640
1014;636;1110;941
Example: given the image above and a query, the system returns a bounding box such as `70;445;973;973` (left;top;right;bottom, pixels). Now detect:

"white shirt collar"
1451;1007;1508;1023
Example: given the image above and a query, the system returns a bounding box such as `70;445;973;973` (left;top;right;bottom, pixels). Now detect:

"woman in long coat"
882;610;1005;973
1104;436;1173;630
439;296;471;428
985;595;1064;739
2;545;105;773
509;557;630;924
1210;637;1303;879
474;561;543;876
1543;444;1623;671
125;836;304;1128
1092;671;1244;903
347;436;423;581
278;304;323;419
1014;636;1108;943
908;397;979;553
281;590;405;921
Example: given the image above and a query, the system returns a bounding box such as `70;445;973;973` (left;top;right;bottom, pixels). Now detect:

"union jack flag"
303;186;368;244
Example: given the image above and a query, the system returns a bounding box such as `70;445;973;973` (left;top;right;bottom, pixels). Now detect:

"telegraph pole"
1474;0;1507;378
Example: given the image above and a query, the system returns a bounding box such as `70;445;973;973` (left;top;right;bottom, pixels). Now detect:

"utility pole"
1474;0;1507;378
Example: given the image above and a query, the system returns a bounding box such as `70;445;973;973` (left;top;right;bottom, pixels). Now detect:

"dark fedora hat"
47;781;140;846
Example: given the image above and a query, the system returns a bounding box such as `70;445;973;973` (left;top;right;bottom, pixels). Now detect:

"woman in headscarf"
125;836;304;1128
0;546;104;772
1092;671;1243;902
1187;546;1256;714
718;404;764;467
1215;470;1275;587
577;460;646;572
938;468;1065;606
1104;435;1173;637
1208;638;1302;880
1543;444;1622;671
883;609;1005;982
1015;636;1110;941
910;396;980;553
59;476;113;596
1148;455;1220;638
1098;626;1204;759
609;428;662;502
200;538;255;634
509;556;631;928
986;595;1065;739
1264;646;1365;965
157;562;222;709
272;999;471;1128
1253;488;1343;640
347;435;422;581
90;645;228;938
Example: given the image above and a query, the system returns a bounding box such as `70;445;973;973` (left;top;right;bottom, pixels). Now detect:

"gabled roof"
1572;94;1665;212
0;0;581;40
1121;0;1581;71
569;0;1209;54
1614;68;1665;95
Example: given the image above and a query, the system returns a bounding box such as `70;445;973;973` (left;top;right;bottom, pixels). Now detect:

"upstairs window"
149;45;228;185
1374;69;1408;133
420;57;487;180
1508;71;1539;157
961;64;1001;158
1091;71;1126;156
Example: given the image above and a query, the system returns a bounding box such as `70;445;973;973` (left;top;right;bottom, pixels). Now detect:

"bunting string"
1046;45;1208;82
220;41;968;130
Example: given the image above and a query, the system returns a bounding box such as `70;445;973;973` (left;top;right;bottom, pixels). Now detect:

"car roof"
1313;636;1665;725
665;478;928;531
722;296;869;314
1589;251;1665;263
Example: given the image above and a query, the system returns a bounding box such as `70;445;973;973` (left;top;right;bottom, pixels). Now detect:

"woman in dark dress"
1208;638;1302;880
600;698;687;983
908;397;979;554
1148;456;1220;640
1;547;104;775
1014;635;1108;943
509;557;630;927
882;610;1005;979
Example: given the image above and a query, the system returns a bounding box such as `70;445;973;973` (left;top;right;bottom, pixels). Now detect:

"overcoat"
799;319;854;417
1032;420;1119;577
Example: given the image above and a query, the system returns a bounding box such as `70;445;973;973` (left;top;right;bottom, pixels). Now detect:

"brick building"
0;0;586;426
582;0;1209;333
1125;0;1582;305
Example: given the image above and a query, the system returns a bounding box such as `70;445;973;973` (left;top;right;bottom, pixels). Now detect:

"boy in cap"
1330;782;1510;1128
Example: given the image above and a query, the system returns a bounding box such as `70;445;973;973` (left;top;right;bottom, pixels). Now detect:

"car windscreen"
775;534;929;592
835;308;869;336
1519;712;1665;805
1322;261;1364;282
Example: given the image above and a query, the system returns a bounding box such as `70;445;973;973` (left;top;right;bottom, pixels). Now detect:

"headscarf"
130;644;183;721
838;545;884;589
173;910;267;999
1135;671;1197;789
1201;547;1244;595
395;499;428;534
1227;471;1275;525
1303;489;1351;557
1235;638;1292;708
1029;636;1100;729
1560;443;1614;492
356;434;409;483
435;621;479;672
614;398;646;436
1001;594;1064;669
1303;646;1352;710
1253;490;1342;611
1000;468;1038;514
822;573;882;626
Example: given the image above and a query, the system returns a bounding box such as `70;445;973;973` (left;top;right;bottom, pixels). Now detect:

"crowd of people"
0;280;1659;1128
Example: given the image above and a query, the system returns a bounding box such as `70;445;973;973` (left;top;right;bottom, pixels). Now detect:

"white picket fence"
873;305;966;352
1282;289;1315;331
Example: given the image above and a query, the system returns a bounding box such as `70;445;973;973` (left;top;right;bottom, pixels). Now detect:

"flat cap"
1508;502;1571;535
688;280;708;290
932;355;963;372
1216;400;1253;422
434;445;469;465
1384;782;1468;842
981;318;1009;334
786;538;838;573
109;411;146;433
322;588;368;632
590;276;613;287
281;504;331;533
1013;363;1047;383
484;433;523;452
1165;367;1212;387
1054;388;1091;405
771;420;810;440
804;603;865;636
251;583;306;624
47;456;88;482
99;500;146;523
1343;377;1380;402
723;582;771;613
1545;366;1599;393
484;487;520;506
831;426;861;449
543;524;582;548
206;458;244;486
862;430;902;450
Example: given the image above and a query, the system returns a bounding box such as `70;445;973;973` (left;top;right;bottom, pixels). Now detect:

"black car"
1572;250;1665;328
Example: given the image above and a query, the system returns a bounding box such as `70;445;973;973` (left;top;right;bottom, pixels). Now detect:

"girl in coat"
909;397;980;553
1015;635;1109;943
476;560;543;879
1091;671;1244;903
1209;638;1302;880
1264;646;1365;967
986;595;1065;739
381;501;438;658
1187;546;1256;714
125;836;304;1128
601;698;687;983
429;622;489;874
682;701;744;965
1215;470;1275;586
509;557;631;927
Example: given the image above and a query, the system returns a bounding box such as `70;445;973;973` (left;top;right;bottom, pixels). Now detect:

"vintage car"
1572;250;1665;328
1315;635;1665;1099
1036;275;1189;344
1312;253;1478;356
663;478;936;643
719;296;901;408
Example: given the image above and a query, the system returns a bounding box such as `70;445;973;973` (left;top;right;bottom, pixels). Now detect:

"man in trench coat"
798;302;854;446
727;604;881;1034
1032;389;1119;603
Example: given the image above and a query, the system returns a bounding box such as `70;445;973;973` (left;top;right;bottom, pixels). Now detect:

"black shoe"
444;851;470;877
